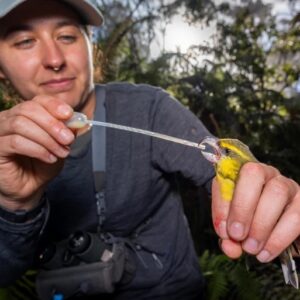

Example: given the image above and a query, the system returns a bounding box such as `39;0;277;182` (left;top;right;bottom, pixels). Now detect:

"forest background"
0;0;300;299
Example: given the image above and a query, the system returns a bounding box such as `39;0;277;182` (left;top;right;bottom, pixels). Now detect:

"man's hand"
0;95;75;211
212;162;300;263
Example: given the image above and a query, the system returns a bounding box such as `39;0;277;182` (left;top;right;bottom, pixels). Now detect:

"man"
0;0;299;299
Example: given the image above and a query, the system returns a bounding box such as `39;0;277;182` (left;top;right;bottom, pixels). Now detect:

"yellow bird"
199;137;299;289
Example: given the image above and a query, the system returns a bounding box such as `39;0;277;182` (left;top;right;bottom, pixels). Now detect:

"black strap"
92;86;106;192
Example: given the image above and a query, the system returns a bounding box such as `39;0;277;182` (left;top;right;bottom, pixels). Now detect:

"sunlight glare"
163;15;213;53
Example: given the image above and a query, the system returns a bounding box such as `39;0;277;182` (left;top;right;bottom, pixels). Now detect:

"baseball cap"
0;0;103;26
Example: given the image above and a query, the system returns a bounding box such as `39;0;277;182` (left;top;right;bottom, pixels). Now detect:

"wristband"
0;194;47;223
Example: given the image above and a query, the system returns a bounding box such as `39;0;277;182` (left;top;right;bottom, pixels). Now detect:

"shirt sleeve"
0;196;49;286
151;89;216;191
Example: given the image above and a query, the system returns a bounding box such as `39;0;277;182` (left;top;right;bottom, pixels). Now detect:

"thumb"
211;178;230;239
220;239;243;259
212;178;244;259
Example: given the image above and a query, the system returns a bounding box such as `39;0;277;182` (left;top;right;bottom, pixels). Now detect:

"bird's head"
199;137;224;164
200;136;257;201
200;136;257;164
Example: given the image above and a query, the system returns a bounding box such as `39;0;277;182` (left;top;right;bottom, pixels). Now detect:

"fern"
199;251;300;300
229;263;261;300
0;289;8;300
207;270;228;300
253;261;300;300
0;270;38;300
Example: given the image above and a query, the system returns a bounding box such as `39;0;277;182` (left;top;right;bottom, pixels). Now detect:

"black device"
36;230;134;300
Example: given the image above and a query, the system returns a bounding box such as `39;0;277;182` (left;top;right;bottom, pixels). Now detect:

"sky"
151;16;215;57
150;16;215;58
150;0;294;58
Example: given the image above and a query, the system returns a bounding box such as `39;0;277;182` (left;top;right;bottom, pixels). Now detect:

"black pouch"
35;232;135;300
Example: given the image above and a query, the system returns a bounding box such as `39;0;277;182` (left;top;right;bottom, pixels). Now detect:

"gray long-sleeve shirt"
0;83;215;299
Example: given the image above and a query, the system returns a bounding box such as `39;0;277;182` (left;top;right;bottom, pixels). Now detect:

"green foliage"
95;1;300;180
200;251;261;300
0;290;8;300
200;251;300;300
0;270;38;300
148;1;300;181
0;81;19;109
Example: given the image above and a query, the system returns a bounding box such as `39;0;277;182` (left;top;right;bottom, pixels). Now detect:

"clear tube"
65;112;205;150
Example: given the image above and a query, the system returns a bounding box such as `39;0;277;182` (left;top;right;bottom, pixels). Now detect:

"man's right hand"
0;95;75;211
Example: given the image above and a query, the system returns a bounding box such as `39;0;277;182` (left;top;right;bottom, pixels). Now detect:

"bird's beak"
199;136;222;164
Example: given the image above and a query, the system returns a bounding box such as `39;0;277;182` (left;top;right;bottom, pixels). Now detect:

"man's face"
0;0;94;110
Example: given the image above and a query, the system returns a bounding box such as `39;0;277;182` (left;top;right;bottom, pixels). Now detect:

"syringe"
66;112;205;150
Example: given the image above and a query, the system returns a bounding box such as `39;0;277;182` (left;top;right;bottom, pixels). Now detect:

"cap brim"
64;0;103;26
0;0;26;18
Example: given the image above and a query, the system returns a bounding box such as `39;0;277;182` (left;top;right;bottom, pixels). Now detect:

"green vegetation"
200;251;300;300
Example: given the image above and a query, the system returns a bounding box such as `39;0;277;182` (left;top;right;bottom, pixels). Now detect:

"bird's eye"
224;148;230;155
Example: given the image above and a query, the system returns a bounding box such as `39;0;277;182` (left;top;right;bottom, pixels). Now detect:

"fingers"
0;96;75;160
5;97;74;141
213;161;300;262
226;162;279;241
2;95;73;122
0;116;70;160
255;190;300;262
241;175;298;255
211;163;272;241
230;163;299;260
1;134;60;164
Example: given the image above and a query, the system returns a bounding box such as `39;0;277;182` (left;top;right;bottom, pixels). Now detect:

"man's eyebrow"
1;20;81;39
2;24;33;39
